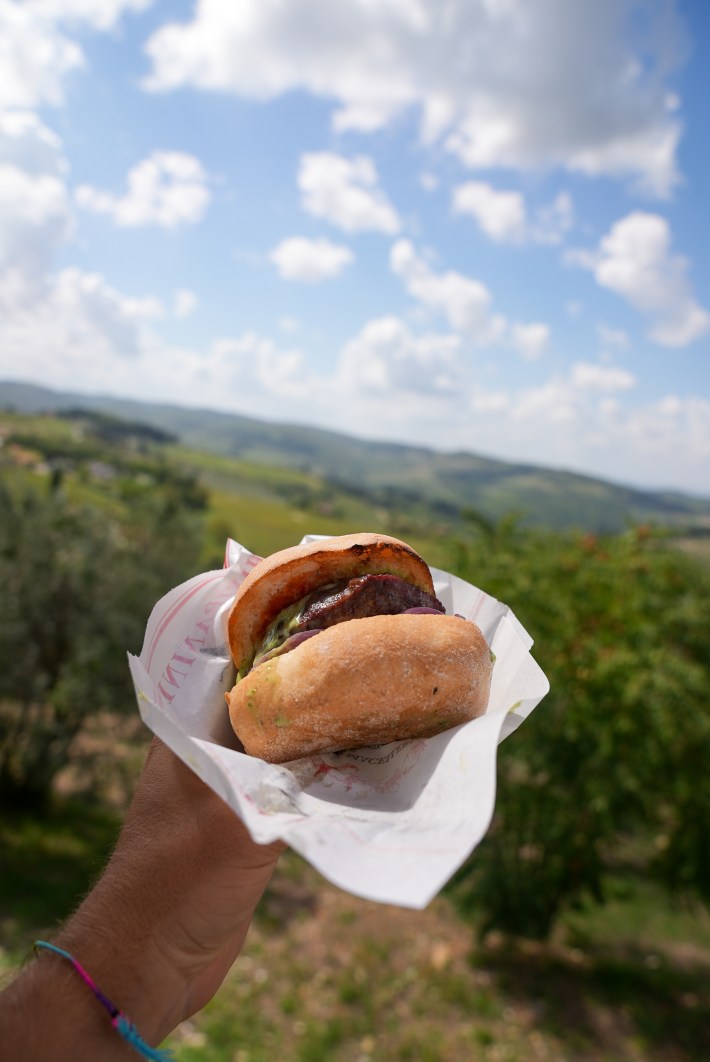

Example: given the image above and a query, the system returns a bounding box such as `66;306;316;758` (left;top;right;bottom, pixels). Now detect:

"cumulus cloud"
390;238;550;359
144;0;685;195
501;382;710;493
452;182;574;245
532;192;575;246
0;255;307;410
29;1;153;32
0;0;152;109
338;316;462;396
0;3;82;108
298;153;400;234
570;361;636;391
208;332;306;398
270;236;354;282
0;266;163;386
0;110;67;175
570;212;709;347
173;288;197;319
498;362;639;445
0;110;71;276
0;164;70;272
75;151;210;228
510;323;550;361
390;238;505;344
452;182;527;243
0;111;167;370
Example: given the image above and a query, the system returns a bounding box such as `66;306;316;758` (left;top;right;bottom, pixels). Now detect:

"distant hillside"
2;379;709;534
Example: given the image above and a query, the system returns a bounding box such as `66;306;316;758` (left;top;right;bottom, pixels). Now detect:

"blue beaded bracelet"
33;941;174;1060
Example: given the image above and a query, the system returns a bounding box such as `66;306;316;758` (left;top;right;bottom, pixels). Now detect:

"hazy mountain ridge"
2;379;708;533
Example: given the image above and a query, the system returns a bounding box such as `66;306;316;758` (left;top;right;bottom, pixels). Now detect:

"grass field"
1;789;708;1062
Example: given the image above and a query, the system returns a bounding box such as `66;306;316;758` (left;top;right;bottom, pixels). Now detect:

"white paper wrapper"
129;535;549;909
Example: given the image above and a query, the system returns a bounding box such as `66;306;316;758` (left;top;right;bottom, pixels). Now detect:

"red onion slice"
402;606;445;615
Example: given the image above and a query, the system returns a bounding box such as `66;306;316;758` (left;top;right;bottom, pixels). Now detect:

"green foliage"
0;478;204;805
3;408;709;947
450;519;710;938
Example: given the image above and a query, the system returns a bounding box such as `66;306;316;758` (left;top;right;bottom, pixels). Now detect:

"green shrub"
450;520;710;938
0;480;203;806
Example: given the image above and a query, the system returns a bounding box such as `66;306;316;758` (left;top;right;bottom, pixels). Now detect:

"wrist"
54;827;282;1042
54;882;188;1045
1;952;141;1062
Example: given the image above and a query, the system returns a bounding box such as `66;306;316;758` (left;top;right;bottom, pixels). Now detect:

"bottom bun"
226;613;493;763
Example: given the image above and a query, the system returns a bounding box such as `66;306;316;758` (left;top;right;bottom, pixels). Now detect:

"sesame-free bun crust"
228;533;435;674
226;613;492;763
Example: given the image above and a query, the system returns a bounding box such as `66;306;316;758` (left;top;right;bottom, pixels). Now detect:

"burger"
225;533;493;763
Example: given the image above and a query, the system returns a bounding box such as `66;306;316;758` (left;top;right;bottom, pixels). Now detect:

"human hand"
54;738;284;1048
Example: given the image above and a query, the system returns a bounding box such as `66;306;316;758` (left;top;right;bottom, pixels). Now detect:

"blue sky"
0;0;708;494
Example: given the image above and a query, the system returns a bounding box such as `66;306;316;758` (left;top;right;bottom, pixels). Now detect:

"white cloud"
144;0;685;196
0;267;162;383
75;151;210;228
0;110;71;276
278;315;300;333
531;192;574;246
488;361;641;455
452;182;574;245
0;259;310;409
508;376;579;425
0;3;82;108
570;361;636;391
173;288;197;319
0;110;67;175
208;333;306;398
0;0;152;109
572;212;709;347
452;182;527;243
0;165;70;271
270;236;354;282
298;153;400;235
390;239;550;358
510;323;550;361
597;323;630;350
390;238;505;345
28;1;153;32
339;315;463;396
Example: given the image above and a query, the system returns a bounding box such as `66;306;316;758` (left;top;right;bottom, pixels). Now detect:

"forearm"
50;846;271;1045
0;956;139;1062
0;864;268;1061
0;741;283;1057
0;874;186;1060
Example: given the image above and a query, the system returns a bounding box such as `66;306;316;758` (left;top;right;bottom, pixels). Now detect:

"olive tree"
0;481;203;805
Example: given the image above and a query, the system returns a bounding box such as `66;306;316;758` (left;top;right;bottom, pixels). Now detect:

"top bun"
228;533;435;674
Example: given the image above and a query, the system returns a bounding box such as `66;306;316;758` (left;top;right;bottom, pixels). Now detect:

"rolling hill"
1;379;708;534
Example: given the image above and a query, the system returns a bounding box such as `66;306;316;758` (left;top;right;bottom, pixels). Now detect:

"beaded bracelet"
33;941;174;1060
